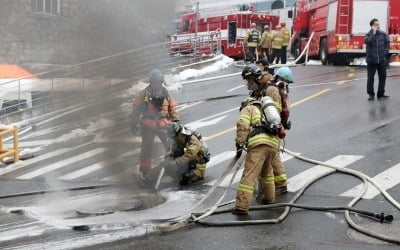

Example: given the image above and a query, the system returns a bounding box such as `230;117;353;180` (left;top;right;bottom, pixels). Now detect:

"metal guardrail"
0;39;216;118
0;126;19;163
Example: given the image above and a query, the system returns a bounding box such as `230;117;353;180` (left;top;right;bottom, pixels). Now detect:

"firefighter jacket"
272;30;283;49
259;31;272;49
235;103;280;150
281;28;290;47
131;86;179;129
245;29;261;48
169;135;208;172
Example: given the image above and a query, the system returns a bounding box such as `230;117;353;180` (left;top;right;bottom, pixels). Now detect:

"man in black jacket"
365;18;390;100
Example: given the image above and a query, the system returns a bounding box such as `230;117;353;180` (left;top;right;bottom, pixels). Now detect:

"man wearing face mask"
131;69;180;177
365;18;390;100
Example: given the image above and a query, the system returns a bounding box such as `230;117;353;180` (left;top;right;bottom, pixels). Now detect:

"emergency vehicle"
170;5;280;59
291;0;400;65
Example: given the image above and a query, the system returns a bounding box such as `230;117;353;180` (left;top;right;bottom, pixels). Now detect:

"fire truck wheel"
320;38;328;65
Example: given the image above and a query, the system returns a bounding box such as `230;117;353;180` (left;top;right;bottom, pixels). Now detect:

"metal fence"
0;37;222;118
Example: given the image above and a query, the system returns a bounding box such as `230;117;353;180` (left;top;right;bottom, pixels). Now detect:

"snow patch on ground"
172;55;234;82
306;60;322;66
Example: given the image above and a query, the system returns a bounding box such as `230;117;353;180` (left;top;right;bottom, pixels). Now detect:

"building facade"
0;0;177;65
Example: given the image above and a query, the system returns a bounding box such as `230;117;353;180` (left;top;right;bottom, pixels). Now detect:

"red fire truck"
170;6;280;59
291;0;400;65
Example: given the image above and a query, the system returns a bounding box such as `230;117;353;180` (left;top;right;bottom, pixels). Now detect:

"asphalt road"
0;63;400;249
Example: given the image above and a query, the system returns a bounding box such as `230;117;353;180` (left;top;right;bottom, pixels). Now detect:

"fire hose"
151;148;400;245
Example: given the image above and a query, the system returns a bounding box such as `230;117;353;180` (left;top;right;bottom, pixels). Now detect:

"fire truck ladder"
338;0;350;34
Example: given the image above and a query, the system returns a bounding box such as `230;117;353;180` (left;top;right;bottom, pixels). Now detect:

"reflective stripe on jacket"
259;31;272;48
236;104;280;150
245;29;261;47
272;31;283;49
282;28;290;46
131;86;179;128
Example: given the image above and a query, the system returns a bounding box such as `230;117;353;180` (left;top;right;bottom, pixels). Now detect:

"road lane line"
340;163;400;199
336;80;348;85
290;88;331;107
16;148;108;179
287;155;364;193
58;148;140;180
204;88;332;141
227;85;245;93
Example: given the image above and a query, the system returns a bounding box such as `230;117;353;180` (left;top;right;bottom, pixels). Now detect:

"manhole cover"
75;193;167;216
76;198;143;216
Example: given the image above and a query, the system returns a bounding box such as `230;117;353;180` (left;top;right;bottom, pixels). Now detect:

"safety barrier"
0;126;19;163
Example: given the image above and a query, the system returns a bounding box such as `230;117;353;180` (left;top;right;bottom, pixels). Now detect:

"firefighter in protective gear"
259;25;272;63
232;97;281;215
160;122;210;185
274;67;293;130
131;69;180;177
280;22;291;64
256;58;274;75
271;25;283;64
242;64;288;195
244;23;261;63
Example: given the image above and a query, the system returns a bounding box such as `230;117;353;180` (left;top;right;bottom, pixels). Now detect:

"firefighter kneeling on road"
159;122;210;185
131;69;180;178
233;96;282;215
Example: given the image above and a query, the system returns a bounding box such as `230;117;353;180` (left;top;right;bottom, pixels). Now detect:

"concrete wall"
0;0;177;65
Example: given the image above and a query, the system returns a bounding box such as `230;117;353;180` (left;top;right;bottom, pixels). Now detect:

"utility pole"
193;1;199;62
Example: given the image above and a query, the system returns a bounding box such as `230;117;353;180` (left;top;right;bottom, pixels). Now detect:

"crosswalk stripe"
205;152;298;187
287;155;364;193
207;151;236;169
58;148;140;180
16;148;108;180
340;163;400;199
0;148;72;176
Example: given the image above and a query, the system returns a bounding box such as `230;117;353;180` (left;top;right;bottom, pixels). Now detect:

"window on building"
31;0;60;15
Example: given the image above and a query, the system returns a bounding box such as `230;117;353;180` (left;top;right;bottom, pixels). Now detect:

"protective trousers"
139;125;170;172
273;152;287;187
235;144;276;212
271;48;281;64
280;46;288;64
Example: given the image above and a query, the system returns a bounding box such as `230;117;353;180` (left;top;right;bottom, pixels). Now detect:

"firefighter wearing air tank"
232;96;282;215
131;69;180;177
242;64;289;195
161;122;210;185
245;23;261;63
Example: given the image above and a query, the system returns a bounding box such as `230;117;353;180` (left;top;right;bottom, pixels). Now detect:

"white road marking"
58;148;140;180
186;115;228;130
340;163;400;199
227;85;245;93
207;151;236;169
287;155;364;193
0;148;71;176
6;139;54;148
176;101;204;112
186;107;237;130
16;148;108;179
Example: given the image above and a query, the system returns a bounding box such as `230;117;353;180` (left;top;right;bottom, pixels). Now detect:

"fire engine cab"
291;0;400;65
170;5;279;59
